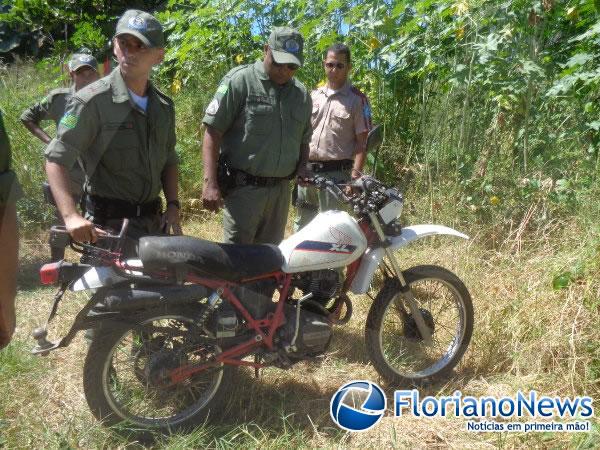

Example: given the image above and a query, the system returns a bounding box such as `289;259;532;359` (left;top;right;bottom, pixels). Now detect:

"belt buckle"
310;162;323;172
235;172;247;186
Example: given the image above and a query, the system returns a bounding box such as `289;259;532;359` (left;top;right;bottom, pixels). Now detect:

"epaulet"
153;85;174;107
47;87;71;98
73;77;110;103
293;77;308;94
224;64;251;81
350;85;369;101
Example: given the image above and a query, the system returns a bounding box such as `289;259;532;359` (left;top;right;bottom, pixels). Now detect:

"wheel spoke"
373;271;472;380
100;314;224;425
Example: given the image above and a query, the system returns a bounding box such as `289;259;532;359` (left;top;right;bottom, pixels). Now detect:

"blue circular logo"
330;380;387;432
284;38;300;53
128;16;147;31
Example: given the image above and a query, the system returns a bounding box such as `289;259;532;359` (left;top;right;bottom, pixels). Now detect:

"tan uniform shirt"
309;82;372;161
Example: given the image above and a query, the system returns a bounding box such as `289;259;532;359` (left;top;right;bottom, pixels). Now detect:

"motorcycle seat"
138;236;284;281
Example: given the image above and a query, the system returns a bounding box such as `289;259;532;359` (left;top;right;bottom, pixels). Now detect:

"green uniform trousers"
223;182;290;245
294;168;350;231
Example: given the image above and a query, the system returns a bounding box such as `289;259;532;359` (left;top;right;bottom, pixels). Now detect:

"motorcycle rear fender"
70;259;145;291
349;224;469;294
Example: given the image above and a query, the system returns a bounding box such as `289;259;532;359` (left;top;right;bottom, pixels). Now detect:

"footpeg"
31;327;56;356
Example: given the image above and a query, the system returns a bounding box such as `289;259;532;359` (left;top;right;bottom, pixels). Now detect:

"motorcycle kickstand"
254;354;261;379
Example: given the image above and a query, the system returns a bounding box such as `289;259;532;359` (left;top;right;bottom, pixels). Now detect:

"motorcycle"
32;163;473;436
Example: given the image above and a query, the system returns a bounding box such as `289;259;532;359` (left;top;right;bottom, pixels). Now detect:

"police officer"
294;43;372;231
202;26;312;245
45;9;182;256
21;52;99;261
0;110;23;349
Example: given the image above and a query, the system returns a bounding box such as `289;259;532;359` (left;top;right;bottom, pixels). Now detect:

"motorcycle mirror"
367;125;383;177
366;124;383;153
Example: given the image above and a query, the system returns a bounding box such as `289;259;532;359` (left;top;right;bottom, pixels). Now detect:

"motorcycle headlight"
378;189;403;224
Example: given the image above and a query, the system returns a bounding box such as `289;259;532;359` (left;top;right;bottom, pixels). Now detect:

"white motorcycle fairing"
349;224;469;294
70;259;145;291
279;210;367;273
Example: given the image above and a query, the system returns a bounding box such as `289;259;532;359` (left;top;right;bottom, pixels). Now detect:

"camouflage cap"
114;9;165;48
68;52;98;72
268;26;304;67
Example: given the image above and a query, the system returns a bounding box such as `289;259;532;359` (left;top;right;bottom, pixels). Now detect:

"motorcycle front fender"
349;225;469;294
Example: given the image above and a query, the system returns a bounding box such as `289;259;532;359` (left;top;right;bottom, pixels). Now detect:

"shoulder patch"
206;99;219;115
59;113;78;129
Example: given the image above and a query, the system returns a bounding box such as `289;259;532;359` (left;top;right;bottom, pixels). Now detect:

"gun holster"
43;181;56;206
217;157;236;198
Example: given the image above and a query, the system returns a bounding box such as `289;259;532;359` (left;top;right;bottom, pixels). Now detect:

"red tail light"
40;262;61;285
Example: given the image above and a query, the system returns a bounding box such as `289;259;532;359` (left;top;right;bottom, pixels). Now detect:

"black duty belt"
86;195;162;221
231;168;291;187
307;159;353;173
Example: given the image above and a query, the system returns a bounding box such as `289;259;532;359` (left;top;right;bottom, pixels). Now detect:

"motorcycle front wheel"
365;265;473;386
83;305;231;436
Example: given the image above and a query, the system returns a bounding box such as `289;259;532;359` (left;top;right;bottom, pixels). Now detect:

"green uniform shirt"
0;111;23;204
20;87;73;127
45;67;178;204
203;61;312;178
21;87;85;193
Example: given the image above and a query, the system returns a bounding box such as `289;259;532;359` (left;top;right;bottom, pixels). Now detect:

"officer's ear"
263;44;269;59
153;48;165;65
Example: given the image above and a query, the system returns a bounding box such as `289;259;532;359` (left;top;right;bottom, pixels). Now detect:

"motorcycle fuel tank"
279;211;367;273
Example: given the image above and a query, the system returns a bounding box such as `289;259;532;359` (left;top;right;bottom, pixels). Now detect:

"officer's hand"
64;213;105;243
202;183;223;212
295;166;312;187
161;204;183;235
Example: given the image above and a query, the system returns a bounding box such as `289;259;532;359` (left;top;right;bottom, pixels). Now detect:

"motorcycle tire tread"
82;305;232;438
364;264;474;387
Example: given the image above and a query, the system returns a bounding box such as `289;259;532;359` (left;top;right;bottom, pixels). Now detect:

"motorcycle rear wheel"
83;305;231;436
365;265;473;386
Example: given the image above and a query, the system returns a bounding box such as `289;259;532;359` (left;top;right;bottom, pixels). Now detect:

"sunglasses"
324;62;346;70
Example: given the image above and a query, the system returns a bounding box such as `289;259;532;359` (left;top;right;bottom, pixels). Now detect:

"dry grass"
1;213;599;449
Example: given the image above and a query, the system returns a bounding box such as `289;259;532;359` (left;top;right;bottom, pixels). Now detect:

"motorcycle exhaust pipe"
100;285;209;311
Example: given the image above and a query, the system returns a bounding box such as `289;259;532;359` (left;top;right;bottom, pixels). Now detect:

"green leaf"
552;272;572;290
563;53;594;68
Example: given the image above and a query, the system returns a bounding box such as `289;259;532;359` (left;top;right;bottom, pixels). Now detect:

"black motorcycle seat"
138;236;284;281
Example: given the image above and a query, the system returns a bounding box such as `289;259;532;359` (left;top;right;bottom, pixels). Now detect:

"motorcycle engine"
294;269;341;306
278;304;332;358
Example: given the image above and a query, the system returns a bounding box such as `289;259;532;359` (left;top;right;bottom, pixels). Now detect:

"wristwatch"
167;199;180;209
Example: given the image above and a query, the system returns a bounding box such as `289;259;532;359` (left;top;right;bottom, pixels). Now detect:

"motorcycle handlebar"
306;176;352;203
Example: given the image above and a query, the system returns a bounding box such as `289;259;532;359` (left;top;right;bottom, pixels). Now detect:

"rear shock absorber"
198;287;237;338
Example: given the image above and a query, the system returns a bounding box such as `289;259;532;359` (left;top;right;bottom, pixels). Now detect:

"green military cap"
115;9;165;48
68;52;98;72
268;26;304;67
